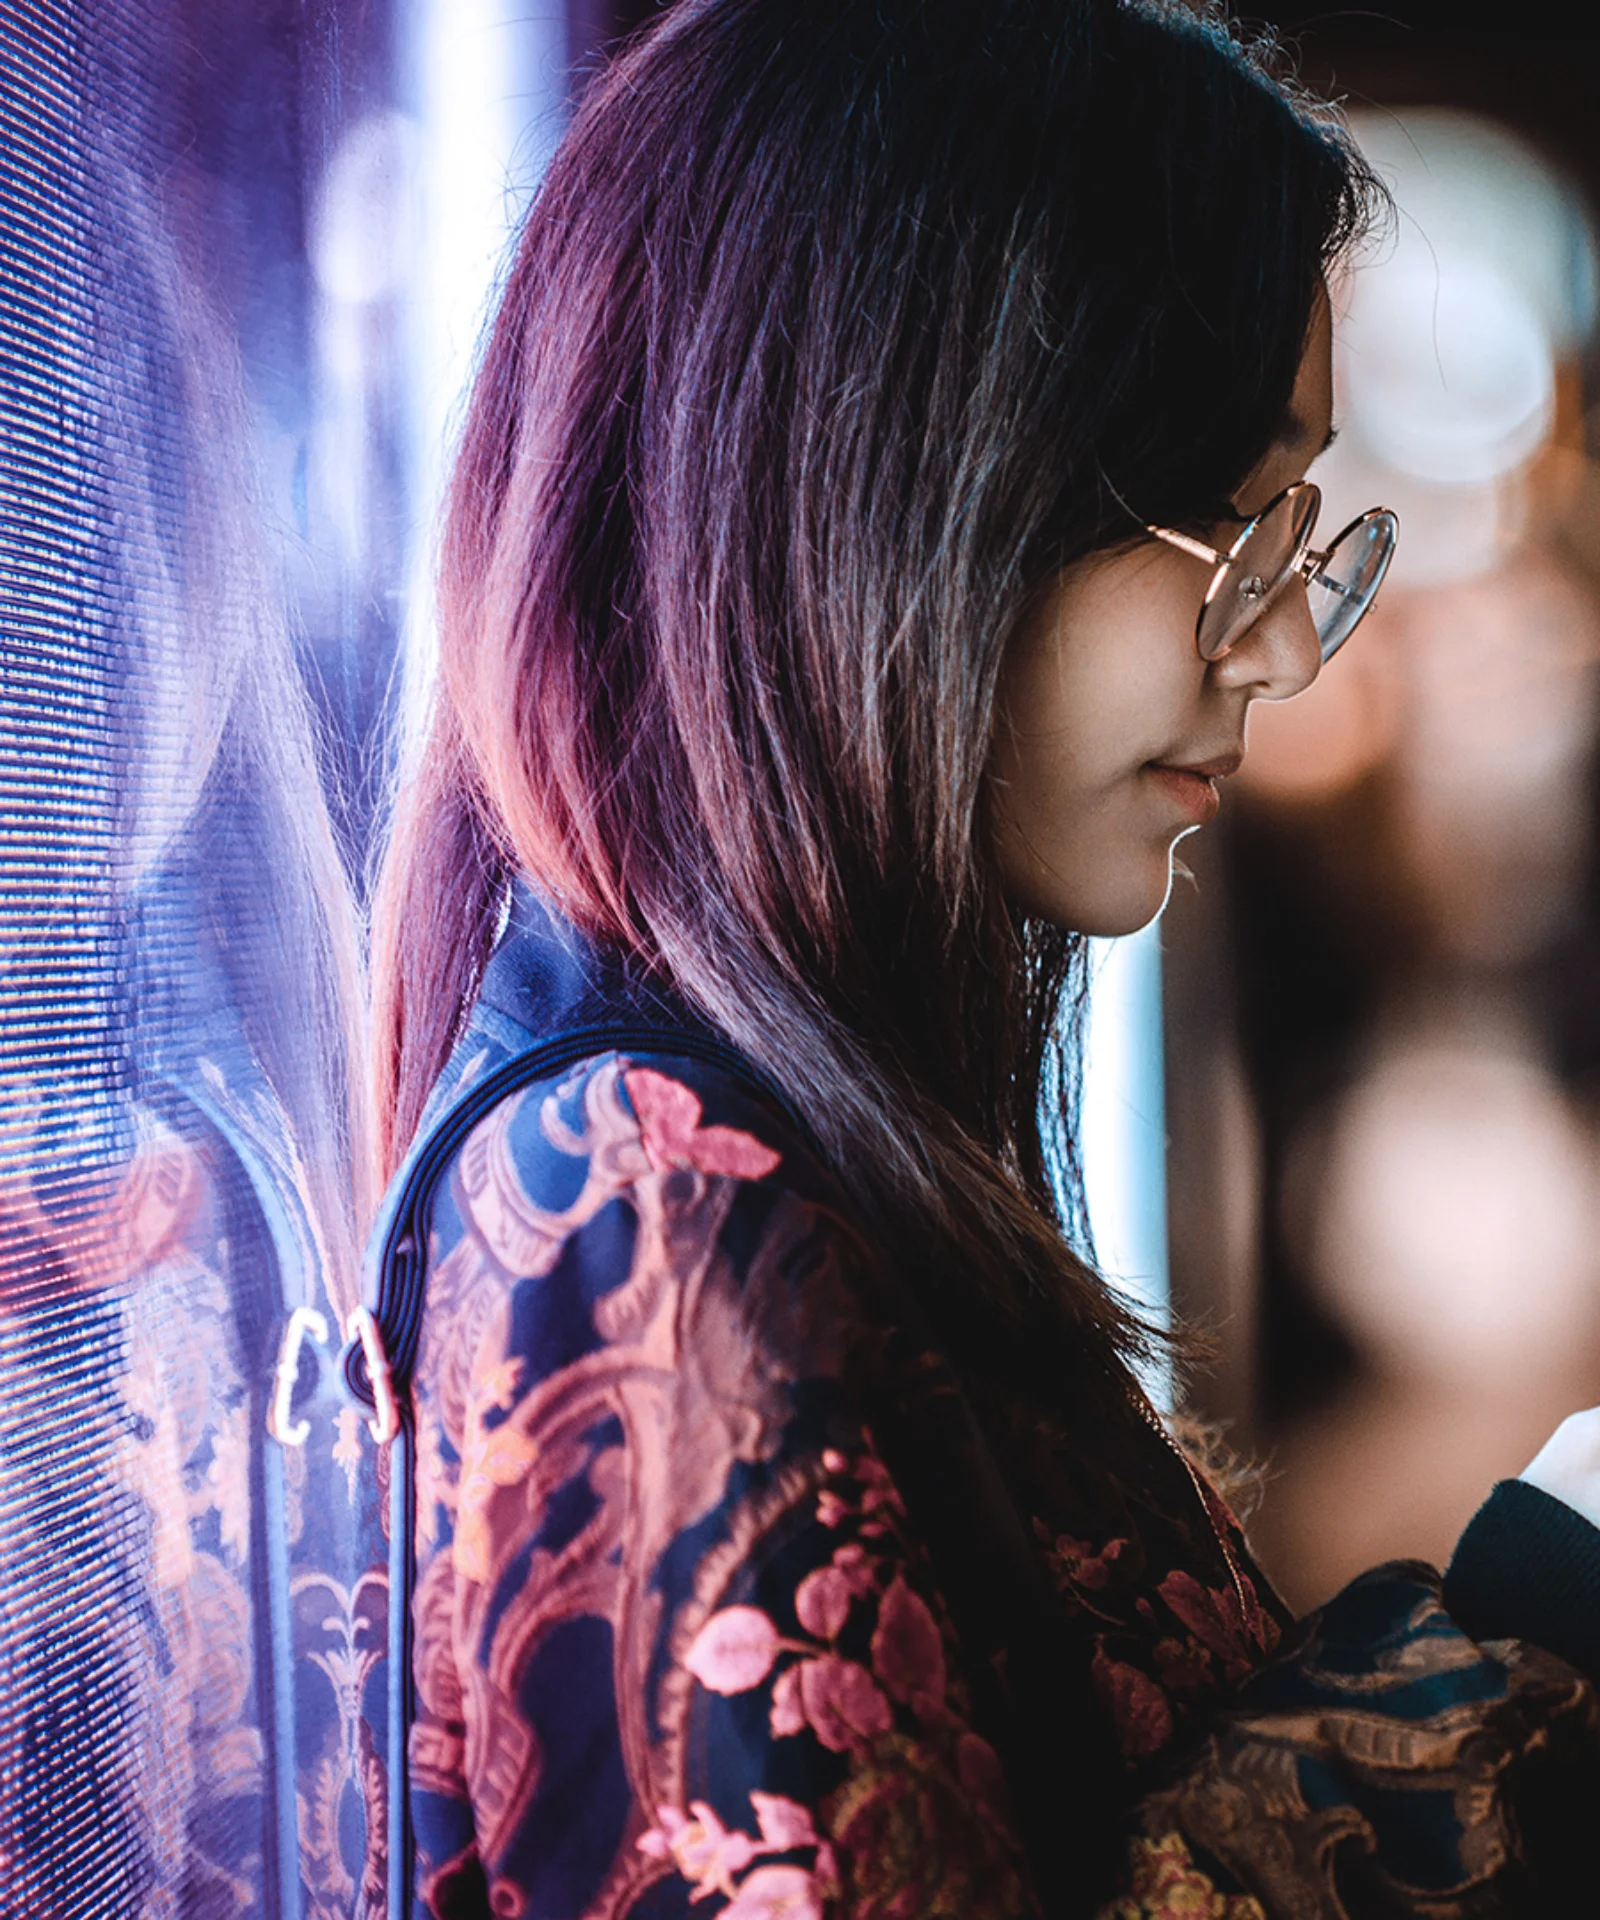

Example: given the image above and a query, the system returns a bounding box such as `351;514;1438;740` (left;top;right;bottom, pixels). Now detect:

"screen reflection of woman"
357;2;1600;1912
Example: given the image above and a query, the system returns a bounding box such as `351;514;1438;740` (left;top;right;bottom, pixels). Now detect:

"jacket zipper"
1129;1390;1253;1621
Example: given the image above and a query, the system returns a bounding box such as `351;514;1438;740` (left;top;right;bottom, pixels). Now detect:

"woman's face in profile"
990;295;1335;937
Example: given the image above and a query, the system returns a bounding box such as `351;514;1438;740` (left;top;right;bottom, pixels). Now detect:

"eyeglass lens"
1306;510;1399;662
1197;487;1319;661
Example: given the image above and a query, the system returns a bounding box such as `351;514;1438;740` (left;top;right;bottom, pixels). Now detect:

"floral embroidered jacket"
368;885;1600;1920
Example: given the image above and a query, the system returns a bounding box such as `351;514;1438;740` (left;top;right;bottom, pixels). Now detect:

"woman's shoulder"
411;1042;873;1410
468;1041;803;1183
430;1039;842;1240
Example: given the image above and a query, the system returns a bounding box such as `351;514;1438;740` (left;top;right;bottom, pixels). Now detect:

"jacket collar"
472;877;710;1052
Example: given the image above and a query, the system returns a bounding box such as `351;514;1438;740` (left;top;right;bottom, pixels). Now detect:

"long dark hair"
375;0;1373;1396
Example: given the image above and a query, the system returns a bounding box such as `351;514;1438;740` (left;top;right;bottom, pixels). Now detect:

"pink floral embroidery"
1092;1644;1175;1760
674;1444;1025;1911
870;1574;946;1719
816;1489;853;1528
1033;1503;1280;1769
770;1663;807;1737
831;1541;877;1596
955;1731;1011;1822
853;1453;907;1532
797;1654;893;1751
638;1797;832;1914
623;1068;783;1180
749;1794;821;1851
685;1450;955;1759
1152;1634;1212;1698
637;1802;759;1898
1157;1571;1264;1685
795;1564;855;1639
1037;1525;1132;1595
722;1865;826;1920
685;1606;783;1694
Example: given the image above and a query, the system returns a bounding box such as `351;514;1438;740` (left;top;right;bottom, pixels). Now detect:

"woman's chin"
1087;896;1170;939
1015;866;1174;938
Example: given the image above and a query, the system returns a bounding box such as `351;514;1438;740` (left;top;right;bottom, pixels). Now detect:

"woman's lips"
1144;752;1242;825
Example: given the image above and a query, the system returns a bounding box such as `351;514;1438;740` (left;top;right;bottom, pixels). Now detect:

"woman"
355;1;1600;1912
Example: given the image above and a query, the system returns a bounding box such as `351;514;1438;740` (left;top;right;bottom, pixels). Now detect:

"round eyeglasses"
1147;482;1398;664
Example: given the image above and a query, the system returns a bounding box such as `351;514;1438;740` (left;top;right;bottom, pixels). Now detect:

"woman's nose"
1212;576;1323;700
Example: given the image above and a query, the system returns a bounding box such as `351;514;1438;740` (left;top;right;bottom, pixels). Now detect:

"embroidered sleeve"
406;1053;1038;1920
1098;1562;1600;1916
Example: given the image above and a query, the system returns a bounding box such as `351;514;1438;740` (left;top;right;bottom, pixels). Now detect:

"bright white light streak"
398;0;568;751
1081;921;1173;1408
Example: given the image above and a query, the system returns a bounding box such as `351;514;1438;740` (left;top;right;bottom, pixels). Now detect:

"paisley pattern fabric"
374;886;1600;1920
1135;1564;1600;1914
393;1036;1599;1920
407;1052;1029;1919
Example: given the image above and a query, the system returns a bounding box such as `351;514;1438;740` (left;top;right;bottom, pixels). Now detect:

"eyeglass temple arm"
1148;525;1226;565
1153;523;1347;585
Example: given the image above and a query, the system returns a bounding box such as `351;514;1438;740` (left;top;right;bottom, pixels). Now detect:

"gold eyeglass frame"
1146;480;1398;663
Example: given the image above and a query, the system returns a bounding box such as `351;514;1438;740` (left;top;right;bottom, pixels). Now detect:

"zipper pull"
347;1304;402;1444
269;1305;329;1447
